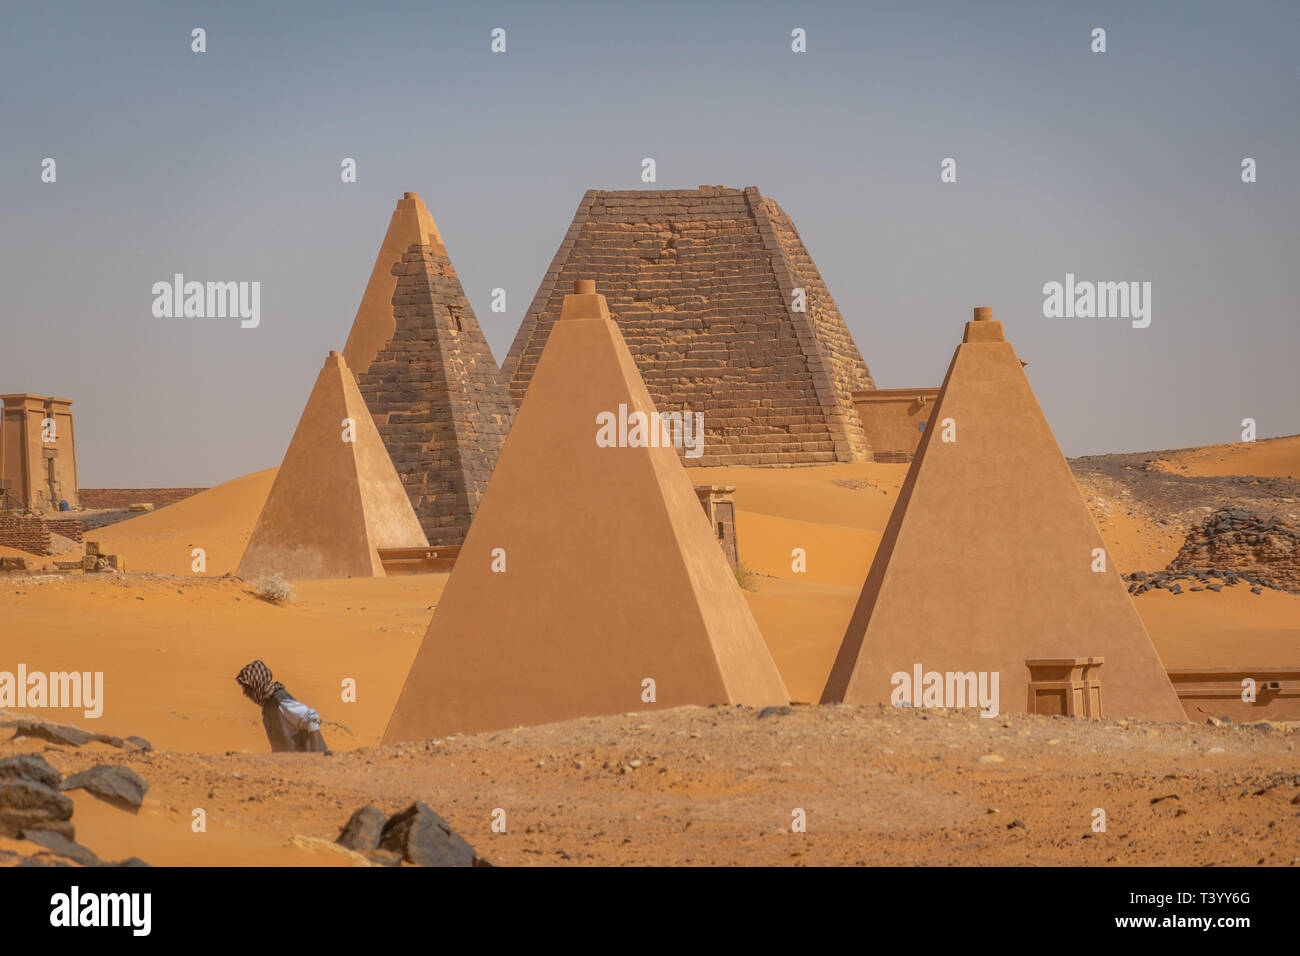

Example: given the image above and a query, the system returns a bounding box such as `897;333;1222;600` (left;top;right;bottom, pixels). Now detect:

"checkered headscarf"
235;660;285;705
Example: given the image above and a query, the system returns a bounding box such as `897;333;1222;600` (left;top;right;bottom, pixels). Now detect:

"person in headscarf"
235;660;330;753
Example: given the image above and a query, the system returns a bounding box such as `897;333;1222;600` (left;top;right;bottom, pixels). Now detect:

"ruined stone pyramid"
821;309;1186;722
502;186;875;467
342;192;514;547
383;281;790;743
238;351;429;581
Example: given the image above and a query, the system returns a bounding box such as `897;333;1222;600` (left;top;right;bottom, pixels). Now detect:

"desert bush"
733;561;758;592
254;572;294;604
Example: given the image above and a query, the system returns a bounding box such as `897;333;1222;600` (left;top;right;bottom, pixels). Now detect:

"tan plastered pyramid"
383;281;790;742
821;309;1186;722
237;350;428;581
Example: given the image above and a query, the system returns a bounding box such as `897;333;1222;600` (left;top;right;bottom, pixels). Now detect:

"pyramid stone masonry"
383;281;790;743
502;186;875;467
821;309;1187;722
343;192;514;546
237;351;429;581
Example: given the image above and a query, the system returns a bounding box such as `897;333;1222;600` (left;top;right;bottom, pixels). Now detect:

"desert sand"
1150;435;1299;479
1;437;1297;865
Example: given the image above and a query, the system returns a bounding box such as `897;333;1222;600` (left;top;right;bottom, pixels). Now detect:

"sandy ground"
1;439;1297;865
2;706;1296;867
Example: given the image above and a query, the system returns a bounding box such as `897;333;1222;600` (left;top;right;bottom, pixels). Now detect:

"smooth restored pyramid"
343;192;514;546
237;351;429;581
821;309;1186;722
384;281;790;742
503;186;875;466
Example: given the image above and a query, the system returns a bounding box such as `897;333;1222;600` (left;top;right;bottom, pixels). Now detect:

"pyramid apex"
560;279;610;321
403;191;419;200
963;306;1005;343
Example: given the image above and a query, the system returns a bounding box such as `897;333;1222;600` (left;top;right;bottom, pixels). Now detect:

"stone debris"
0;779;74;839
365;801;491;867
59;764;149;812
334;804;387;852
1163;508;1299;593
0;754;61;789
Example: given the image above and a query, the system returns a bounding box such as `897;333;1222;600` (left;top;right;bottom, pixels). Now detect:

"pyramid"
502;186;875;467
342;192;514;546
821;309;1186;722
383;281;790;742
237;351;429;581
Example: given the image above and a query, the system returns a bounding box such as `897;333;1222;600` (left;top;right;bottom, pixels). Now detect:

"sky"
1;0;1296;486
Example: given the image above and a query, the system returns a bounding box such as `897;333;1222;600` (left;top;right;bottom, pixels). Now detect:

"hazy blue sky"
2;0;1296;486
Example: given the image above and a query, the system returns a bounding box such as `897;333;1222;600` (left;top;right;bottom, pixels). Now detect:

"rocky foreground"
2;704;1296;866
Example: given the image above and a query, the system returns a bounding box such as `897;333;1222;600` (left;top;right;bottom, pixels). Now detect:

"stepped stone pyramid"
238;351;429;581
342;192;514;546
384;281;790;742
502;186;875;467
821;309;1186;722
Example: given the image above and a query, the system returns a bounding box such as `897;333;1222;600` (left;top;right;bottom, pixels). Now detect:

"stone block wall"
357;244;515;546
503;186;876;467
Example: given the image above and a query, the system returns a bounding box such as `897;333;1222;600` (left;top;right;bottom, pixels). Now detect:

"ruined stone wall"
79;488;207;510
1166;508;1299;593
357;244;515;546
0;516;52;555
503;186;876;467
46;518;83;543
852;388;941;463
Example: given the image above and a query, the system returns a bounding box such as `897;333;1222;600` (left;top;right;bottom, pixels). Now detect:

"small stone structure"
694;485;739;566
851;387;940;462
0;394;78;512
1166;665;1300;722
504;186;876;467
1026;658;1103;718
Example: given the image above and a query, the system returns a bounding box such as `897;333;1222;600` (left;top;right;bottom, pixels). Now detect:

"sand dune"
92;468;276;575
1149;434;1299;478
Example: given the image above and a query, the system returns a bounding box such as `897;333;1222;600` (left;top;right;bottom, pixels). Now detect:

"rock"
0;780;74;838
124;736;152;752
9;720;132;750
364;849;402;867
11;721;92;747
59;764;149;812
978;754;1005;764
379;802;489;867
0;755;61;789
21;829;100;866
758;705;793;719
335;805;387;852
